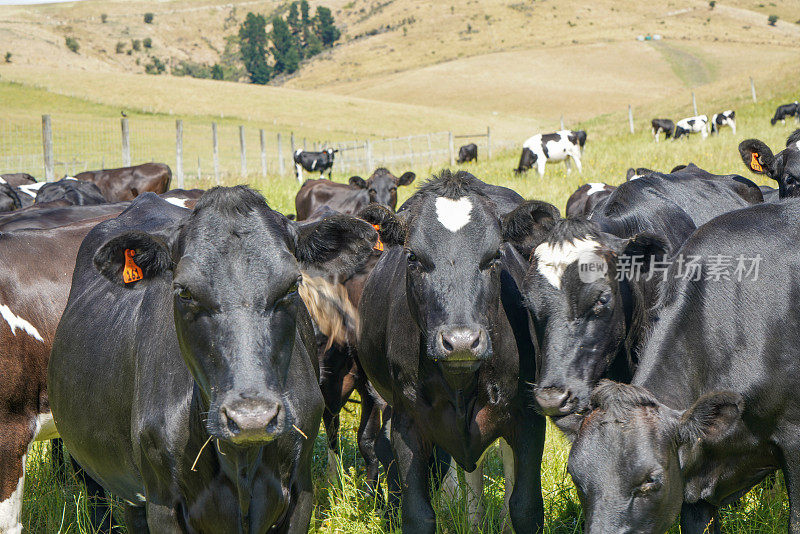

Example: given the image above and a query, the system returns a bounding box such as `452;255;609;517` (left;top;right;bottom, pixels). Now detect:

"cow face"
739;133;800;198
523;218;669;426
352;168;416;211
93;186;377;445
568;381;743;533
515;147;537;174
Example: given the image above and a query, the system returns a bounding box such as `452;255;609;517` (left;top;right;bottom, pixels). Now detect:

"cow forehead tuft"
534;238;601;289
435;196;473;233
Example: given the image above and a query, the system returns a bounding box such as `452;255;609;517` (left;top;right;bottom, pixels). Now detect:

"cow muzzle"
433;325;489;369
534;386;578;417
218;396;285;445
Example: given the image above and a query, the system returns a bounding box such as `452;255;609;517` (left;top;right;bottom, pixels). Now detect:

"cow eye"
592;292;611;315
286;275;301;296
389;187;397;193
175;286;194;303
369;188;377;195
633;473;663;497
407;251;418;263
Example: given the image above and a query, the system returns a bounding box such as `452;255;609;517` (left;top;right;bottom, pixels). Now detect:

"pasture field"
17;84;800;533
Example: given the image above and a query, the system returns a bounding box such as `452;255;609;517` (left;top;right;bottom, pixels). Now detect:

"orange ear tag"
123;249;143;284
750;152;763;172
372;224;384;252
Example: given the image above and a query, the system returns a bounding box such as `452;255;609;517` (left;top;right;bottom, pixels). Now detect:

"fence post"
366;140;373;172
176;120;184;188
212;122;220;185
290;132;296;154
259;129;267;178
628;105;635;134
692;92;698;116
750;77;757;103
239;125;247;177
303;138;307;150
427;133;433;167
41;114;54;181
197;156;201;182
277;133;285;176
121;117;131;167
487;126;492;159
560;115;565;130
448;132;455;167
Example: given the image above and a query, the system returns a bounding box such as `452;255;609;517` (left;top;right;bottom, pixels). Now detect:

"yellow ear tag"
372;224;384;252
123;249;143;284
750;152;763;173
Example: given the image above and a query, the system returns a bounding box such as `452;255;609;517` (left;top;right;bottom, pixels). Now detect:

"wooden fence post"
259;129;267;178
692;92;698;116
487;126;492;159
750;77;757;103
121;117;131;167
278;133;285;176
628;105;635;134
212;122;220;185
448;131;455;167
366;140;373;172
176;120;184;188
42;114;54;181
290;132;295;154
427;133;433;167
197;156;201;182
239;125;247;177
560;115;565;130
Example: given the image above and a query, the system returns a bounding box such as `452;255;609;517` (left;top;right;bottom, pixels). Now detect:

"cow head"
0;183;22;212
93;186;377;445
739;131;800;198
361;171;557;384
350;168;415;211
569;380;745;533
514;147;537;174
522;217;669;428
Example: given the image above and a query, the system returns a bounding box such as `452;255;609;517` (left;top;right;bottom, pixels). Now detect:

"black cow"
565;183;616;217
456;143;478;164
527;167;762;433
0;203;128;232
0;183;22;212
760;185;781;203
0;173;36;187
770;101;799;125
294;148;337;181
651;119;675;142
739;129;800;198
357;171;547;533
35;178;107;206
568;199;800;533
48;188;378;532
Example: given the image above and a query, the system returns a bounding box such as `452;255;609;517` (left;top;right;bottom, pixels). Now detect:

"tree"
65;37;79;53
116;41;125;54
304;26;323;57
287;2;302;37
211;64;224;80
300;0;311;25
270;15;301;74
708;0;716;9
144;12;154;24
4;52;11;63
315;6;340;47
768;14;779;26
239;12;271;84
132;39;141;51
101;13;108;23
143;38;152;49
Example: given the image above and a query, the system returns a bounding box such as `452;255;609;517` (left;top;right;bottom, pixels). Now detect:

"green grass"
18;82;800;534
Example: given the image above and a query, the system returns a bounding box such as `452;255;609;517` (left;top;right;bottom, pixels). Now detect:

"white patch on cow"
0;305;44;342
629;174;643;181
135;493;146;503
534;238;601;289
586;183;606;196
64;176;77;181
522;131;583;177
164;197;190;208
0;454;25;534
435;197;472;232
17;182;44;199
0;176;6;184
311;159;317;171
34;412;59;442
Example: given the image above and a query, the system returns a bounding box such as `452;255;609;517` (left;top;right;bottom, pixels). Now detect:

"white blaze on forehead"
587;183;606;195
534;238;601;289
435;196;473;232
0;304;44;342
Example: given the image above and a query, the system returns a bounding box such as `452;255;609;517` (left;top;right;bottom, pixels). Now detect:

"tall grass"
20;88;800;533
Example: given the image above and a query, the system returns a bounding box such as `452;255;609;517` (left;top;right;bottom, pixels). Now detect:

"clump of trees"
239;1;341;84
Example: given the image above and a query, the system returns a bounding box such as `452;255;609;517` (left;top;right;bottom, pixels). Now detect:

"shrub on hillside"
115;41;125;54
144;12;154;24
101;13;108;23
143;38;152;49
132;39;141;51
768;14;778;26
144;56;166;74
65;37;79;53
4;52;11;63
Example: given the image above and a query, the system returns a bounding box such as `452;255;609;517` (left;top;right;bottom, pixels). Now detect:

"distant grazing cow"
49;189;378;532
35;178;106;206
770;101;799;125
159;188;205;210
739;129;800;198
567;199;800;532
0;173;36;187
0;183;22;213
673;115;708;139
294;148;337;181
710;109;736;134
515;130;584;176
73;162;172;201
294;168;415;220
565;182;616;217
651;119;674;142
456;143;478;163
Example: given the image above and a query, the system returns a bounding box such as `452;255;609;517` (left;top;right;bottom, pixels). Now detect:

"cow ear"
670;164;688;173
625;168;636;181
293;214;378;278
396;171;416;187
1;184;22;210
786;129;800;149
501;200;560;257
679;391;743;447
739;139;775;177
615;233;670;277
93;231;172;287
358;203;405;247
349;176;368;189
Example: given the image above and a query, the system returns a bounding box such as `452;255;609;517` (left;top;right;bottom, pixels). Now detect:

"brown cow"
0;173;36;187
294;168;415;221
0;203;128;232
73;162;171;201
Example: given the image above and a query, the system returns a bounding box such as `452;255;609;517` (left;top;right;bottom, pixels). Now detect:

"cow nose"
534;387;576;417
220;398;283;444
437;327;488;360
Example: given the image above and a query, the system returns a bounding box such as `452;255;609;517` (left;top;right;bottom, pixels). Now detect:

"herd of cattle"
1;115;800;534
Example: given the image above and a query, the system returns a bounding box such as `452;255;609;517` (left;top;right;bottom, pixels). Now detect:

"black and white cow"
0;183;22;213
709;109;736;134
771;101;799;125
35;178;107;206
651;119;675;142
515;130;584;176
48;188;378;532
0;173;36;187
739;129;800;198
294;148;338;181
456;143;478;164
673;115;708;140
568;199;800;533
565;183;616;217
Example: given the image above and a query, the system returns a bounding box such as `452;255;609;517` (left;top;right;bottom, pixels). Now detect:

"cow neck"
618;271;662;380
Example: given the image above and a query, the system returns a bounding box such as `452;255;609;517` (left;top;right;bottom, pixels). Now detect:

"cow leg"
653;128;659;143
390;411;435;534
537;161;546;178
701;126;708;139
780;444;800;534
0;452;26;534
564;157;572;175
573;154;583;174
323;407;342;486
356;382;384;500
506;414;545;533
499;438;515;534
285;450;315;534
122;502;148;534
146;502;183;533
70;456;113;532
680;500;720;534
440;456;484;531
295;164;303;183
730;121;737;135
